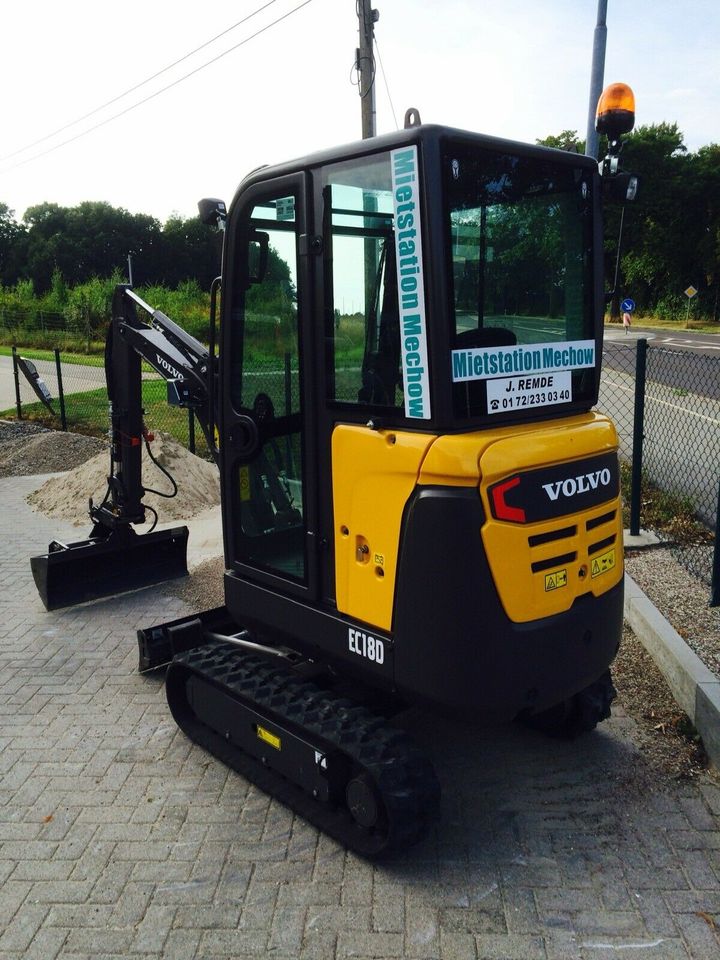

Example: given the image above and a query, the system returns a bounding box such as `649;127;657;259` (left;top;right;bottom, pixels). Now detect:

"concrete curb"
624;571;720;770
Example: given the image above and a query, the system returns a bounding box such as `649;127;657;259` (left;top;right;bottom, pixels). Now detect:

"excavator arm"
31;283;218;610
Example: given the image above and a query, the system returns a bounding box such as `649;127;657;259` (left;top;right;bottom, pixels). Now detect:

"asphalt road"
0;354;111;413
634;327;720;355
598;341;720;528
0;355;19;412
1;354;165;415
603;328;720;401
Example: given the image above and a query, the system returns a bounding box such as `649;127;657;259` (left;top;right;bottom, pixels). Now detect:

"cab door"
220;172;318;600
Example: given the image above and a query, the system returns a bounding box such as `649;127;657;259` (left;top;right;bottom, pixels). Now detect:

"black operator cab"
32;91;637;857
218;123;611;710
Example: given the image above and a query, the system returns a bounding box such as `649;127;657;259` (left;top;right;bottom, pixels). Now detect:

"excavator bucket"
31;525;189;611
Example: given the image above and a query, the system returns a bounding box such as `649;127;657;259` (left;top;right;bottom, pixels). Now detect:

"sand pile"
28;432;220;525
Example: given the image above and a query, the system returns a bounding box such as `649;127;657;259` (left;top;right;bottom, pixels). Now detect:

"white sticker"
391;146;431;420
451;339;595;382
486;371;572;414
275;196;295;221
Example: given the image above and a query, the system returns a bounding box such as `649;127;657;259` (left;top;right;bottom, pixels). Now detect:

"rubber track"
165;642;440;857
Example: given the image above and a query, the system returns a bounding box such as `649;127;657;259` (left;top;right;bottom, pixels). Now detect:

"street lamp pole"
585;0;608;159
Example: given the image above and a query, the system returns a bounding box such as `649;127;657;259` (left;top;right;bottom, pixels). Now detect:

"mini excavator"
32;86;638;854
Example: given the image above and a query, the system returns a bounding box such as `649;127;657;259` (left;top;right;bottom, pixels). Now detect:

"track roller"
521;670;617;739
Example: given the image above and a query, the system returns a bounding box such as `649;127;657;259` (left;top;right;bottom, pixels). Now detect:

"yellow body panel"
481;501;623;622
334;412;623;631
422;412;623;624
332;425;436;631
418;412;613;486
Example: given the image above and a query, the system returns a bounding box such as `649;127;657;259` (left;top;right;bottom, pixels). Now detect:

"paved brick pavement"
2;473;720;959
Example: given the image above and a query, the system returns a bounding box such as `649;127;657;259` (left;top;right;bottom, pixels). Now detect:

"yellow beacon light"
595;83;636;140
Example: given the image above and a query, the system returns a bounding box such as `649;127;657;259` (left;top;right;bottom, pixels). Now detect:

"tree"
19;201;162;292
0;203;27;284
692;144;720;320
615;123;693;315
536;131;585;153
156;215;223;289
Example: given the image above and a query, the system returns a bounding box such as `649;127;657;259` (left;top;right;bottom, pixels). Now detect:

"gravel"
0;419;107;477
625;547;720;677
614;623;707;782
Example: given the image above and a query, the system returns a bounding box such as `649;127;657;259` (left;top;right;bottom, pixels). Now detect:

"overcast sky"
1;0;718;224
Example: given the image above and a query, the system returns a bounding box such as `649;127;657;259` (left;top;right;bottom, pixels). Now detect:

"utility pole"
357;1;380;337
585;0;608;159
357;0;378;139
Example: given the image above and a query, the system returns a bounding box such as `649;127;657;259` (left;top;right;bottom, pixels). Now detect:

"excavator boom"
31;284;215;610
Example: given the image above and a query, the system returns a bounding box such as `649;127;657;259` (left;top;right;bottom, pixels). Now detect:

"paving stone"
0;903;49;952
2;473;720;959
199;928;270;954
580;938;689;959
131;904;177;953
337;930;404;957
474;933;546;959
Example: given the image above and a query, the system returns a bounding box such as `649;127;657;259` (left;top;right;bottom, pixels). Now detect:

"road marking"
600;378;720;425
658;339;720;351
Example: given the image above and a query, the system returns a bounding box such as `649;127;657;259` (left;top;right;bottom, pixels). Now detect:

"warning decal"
591;548;616;579
544;569;568;592
239;466;250;501
256;725;282;750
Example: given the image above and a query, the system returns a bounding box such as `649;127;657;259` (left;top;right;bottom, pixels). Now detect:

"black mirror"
248;230;269;285
602;171;639;204
198;198;227;228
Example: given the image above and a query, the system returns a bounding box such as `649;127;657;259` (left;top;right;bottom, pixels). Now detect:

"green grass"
620;461;713;544
0;345;106;367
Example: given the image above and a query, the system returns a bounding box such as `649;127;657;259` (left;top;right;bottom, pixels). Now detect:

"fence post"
11;346;22;419
711;479;720;607
630;338;647;536
188;409;196;455
54;348;67;431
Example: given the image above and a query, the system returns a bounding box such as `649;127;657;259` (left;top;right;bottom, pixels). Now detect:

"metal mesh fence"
6;337;720;596
597;341;636;462
643;345;719;585
598;337;719;594
5;349;211;460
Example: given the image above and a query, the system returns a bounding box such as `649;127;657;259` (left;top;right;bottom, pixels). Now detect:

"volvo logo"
156;354;184;381
542;469;612;501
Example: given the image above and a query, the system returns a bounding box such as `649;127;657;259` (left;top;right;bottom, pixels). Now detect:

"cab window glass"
445;146;595;418
229;195;305;581
321;154;403;409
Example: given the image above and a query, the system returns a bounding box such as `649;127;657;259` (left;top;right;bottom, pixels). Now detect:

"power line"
0;0;282;164
1;0;314;174
373;37;398;130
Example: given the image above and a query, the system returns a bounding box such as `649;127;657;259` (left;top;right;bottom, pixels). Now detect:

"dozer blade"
31;525;189;611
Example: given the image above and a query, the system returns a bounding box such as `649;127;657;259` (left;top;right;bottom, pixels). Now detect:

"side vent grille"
589;534;616;556
528;526;577;548
586;510;616;532
531;552;577;574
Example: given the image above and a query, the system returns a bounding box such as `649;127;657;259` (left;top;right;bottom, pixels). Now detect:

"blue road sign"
621;298;636;312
